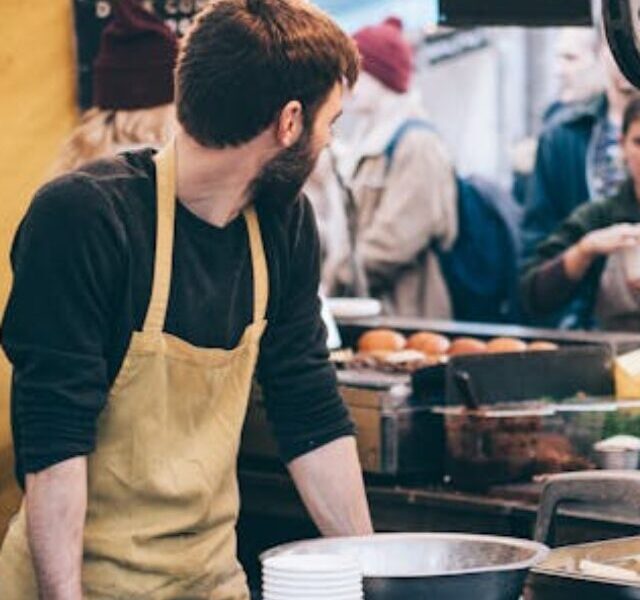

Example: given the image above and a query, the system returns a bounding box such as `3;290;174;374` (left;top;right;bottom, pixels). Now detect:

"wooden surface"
0;0;77;540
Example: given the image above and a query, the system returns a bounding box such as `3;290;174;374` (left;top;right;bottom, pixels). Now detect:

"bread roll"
528;341;559;352
358;329;406;353
486;337;528;353
448;337;488;356
407;332;450;356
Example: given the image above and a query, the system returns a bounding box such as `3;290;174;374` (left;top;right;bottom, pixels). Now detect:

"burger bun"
358;329;406;353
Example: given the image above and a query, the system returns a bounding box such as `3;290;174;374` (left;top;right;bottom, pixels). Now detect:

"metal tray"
528;537;640;599
337;316;640;355
409;345;614;411
443;346;614;406
527;472;640;599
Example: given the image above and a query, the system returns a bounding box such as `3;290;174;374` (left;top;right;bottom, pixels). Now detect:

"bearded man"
0;1;372;598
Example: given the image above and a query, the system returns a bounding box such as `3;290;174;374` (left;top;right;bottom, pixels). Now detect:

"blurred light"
313;0;439;32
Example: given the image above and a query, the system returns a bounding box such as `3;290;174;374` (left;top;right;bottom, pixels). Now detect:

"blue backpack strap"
384;119;437;171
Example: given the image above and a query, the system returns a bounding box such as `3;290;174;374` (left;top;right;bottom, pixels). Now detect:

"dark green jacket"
521;95;608;262
520;179;640;328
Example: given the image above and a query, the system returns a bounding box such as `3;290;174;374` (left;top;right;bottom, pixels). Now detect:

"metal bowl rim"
260;532;549;579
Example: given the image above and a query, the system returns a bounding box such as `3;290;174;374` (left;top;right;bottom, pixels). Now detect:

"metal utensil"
527;472;640;598
453;369;481;411
534;471;640;546
527;536;640;599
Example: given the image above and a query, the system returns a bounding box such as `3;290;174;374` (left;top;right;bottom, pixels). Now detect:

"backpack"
384;120;522;323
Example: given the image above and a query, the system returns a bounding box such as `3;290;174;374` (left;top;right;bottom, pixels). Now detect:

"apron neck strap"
144;142;177;333
243;205;269;323
144;143;269;333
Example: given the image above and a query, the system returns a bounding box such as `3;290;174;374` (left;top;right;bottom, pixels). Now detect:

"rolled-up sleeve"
256;198;354;463
2;175;124;486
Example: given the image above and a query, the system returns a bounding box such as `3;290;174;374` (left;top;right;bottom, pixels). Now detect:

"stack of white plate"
262;553;363;600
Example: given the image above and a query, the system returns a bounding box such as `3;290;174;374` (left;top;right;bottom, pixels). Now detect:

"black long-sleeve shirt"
2;149;353;487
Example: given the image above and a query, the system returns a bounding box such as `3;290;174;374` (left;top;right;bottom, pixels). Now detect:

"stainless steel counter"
336;316;640;355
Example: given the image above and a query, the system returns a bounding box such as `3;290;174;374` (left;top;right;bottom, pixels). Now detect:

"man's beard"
248;127;319;210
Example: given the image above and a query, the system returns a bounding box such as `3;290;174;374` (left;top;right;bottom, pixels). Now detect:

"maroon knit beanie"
353;17;414;94
93;0;178;110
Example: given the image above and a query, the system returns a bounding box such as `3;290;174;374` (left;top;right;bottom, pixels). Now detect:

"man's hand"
26;457;87;600
287;436;373;537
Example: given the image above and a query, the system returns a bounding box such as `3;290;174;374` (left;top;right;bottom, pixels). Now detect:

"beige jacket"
308;95;458;318
305;149;355;296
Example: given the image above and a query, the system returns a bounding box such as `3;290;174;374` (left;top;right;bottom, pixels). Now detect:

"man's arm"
2;177;120;599
288;436;372;536
25;457;87;600
256;199;372;536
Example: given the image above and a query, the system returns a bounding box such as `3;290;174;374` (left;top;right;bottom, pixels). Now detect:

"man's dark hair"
176;0;360;148
623;95;640;136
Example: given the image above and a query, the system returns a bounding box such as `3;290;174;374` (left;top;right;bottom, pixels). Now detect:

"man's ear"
276;100;304;147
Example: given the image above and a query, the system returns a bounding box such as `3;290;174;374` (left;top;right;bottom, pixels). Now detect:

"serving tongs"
439;369;556;417
454;369;481;411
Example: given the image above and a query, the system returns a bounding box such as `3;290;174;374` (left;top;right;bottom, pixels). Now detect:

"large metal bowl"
261;533;549;600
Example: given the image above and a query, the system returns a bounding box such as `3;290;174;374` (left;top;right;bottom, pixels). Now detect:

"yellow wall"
0;0;77;539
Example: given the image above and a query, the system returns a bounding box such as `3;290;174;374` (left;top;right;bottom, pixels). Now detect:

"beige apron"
0;143;268;599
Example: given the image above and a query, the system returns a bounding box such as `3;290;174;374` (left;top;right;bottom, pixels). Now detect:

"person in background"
52;0;176;175
0;1;372;598
304;146;354;296
547;27;605;119
521;97;640;331
511;27;605;206
521;40;636;267
520;40;638;326
307;17;457;318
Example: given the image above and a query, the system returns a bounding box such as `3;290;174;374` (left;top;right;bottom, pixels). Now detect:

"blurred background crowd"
6;0;640;342
44;0;640;337
312;4;640;334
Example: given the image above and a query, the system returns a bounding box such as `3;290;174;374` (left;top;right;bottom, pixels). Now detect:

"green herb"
603;411;640;438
